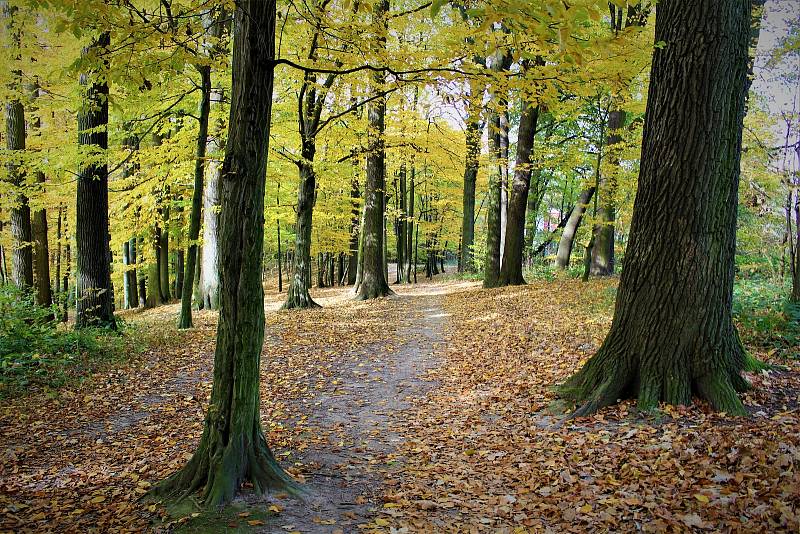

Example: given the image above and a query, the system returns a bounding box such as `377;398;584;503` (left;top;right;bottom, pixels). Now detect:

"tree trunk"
127;237;138;307
158;203;170;303
559;0;755;417
406;166;415;283
137;236;146;307
396;166;407;282
179;65;212;328
460;105;481;273
347;175;360;285
7;100;33;290
554;187;595;269
590;110;622;276
122;242;132;309
483;112;502;288
499;108;510;266
55;206;62;295
29;88;53;309
62;236;70;323
154;0;294;507
355;0;392;300
75;32;115;329
498;98;540;286
284;160;319;308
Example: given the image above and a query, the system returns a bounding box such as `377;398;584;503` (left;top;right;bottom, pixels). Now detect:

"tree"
498;89;540;286
355;0;392;300
154;0;295;506
179;7;227;329
559;0;758;416
459;80;481;273
75;30;115;329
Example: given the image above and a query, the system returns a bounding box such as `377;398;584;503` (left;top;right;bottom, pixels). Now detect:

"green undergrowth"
733;275;799;360
0;286;150;399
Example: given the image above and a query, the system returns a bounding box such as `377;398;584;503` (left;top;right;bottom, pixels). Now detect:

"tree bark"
406;166;415;283
179;65;212;328
347;174;360;285
590;109;623;275
75;31;115;329
158;202;170;303
355;0;392;300
559;0;755;416
460;95;481;273
284;160;320;308
483;112;502;288
28;88;53;309
154;0;294;507
498;99;540;286
554;187;595;269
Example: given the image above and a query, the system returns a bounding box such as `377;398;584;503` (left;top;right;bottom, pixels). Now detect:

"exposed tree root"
152;425;300;508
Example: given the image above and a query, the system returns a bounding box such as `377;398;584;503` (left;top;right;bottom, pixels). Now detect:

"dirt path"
257;289;446;533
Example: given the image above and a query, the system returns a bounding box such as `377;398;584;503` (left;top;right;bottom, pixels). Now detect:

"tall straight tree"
559;0;756;416
459;80;481;273
154;0;294;506
28;83;53;309
179;7;227;329
498;87;540;286
4;4;33;290
75;31;115;329
355;0;392;300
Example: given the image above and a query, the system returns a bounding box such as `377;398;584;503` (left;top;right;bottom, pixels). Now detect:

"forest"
0;0;798;532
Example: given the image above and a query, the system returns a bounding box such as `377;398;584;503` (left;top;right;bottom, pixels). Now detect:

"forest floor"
1;275;798;533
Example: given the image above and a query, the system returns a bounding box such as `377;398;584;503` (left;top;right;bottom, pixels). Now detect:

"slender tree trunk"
159;202;171;303
555;187;595;269
347;175;360;285
123;242;132;309
355;0;392;300
62;235;70;323
55;206;62;295
28;91;53;308
406;166;415;283
498;97;540;286
483;112;502;288
0;220;7;285
460;105;481;273
560;0;755;416
137;236;146;307
499;108;510;266
127;237;138;307
396;166;407;282
154;0;293;507
75;32;115;329
179;65;212;328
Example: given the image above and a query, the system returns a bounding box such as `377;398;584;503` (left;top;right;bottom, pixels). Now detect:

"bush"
733;276;799;359
0;286;124;398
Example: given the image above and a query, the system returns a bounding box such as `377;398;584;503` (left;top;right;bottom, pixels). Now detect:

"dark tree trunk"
460;100;480;273
355;0;392;300
123;242;132;309
75;32;115;329
396;167;407;282
483;112;502;288
347;175;360;285
560;0;755;416
127;237;138;307
55;206;62;295
137;236;146;307
179;65;212;328
498;98;540;286
29;95;53;308
0;220;7;285
6;100;33;289
62;236;70;323
555;187;595;269
284;160;319;308
155;0;294;507
158;203;171;303
499;108;510;265
406;166;415;283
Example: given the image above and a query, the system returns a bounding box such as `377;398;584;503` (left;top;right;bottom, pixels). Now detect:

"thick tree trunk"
483;113;502;288
554;187;595;269
355;0;392;300
560;0;755;416
179;65;212;328
284;161;319;308
6;99;33;289
75;32;115;329
498;99;540;286
155;0;293;507
201;161;221;309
